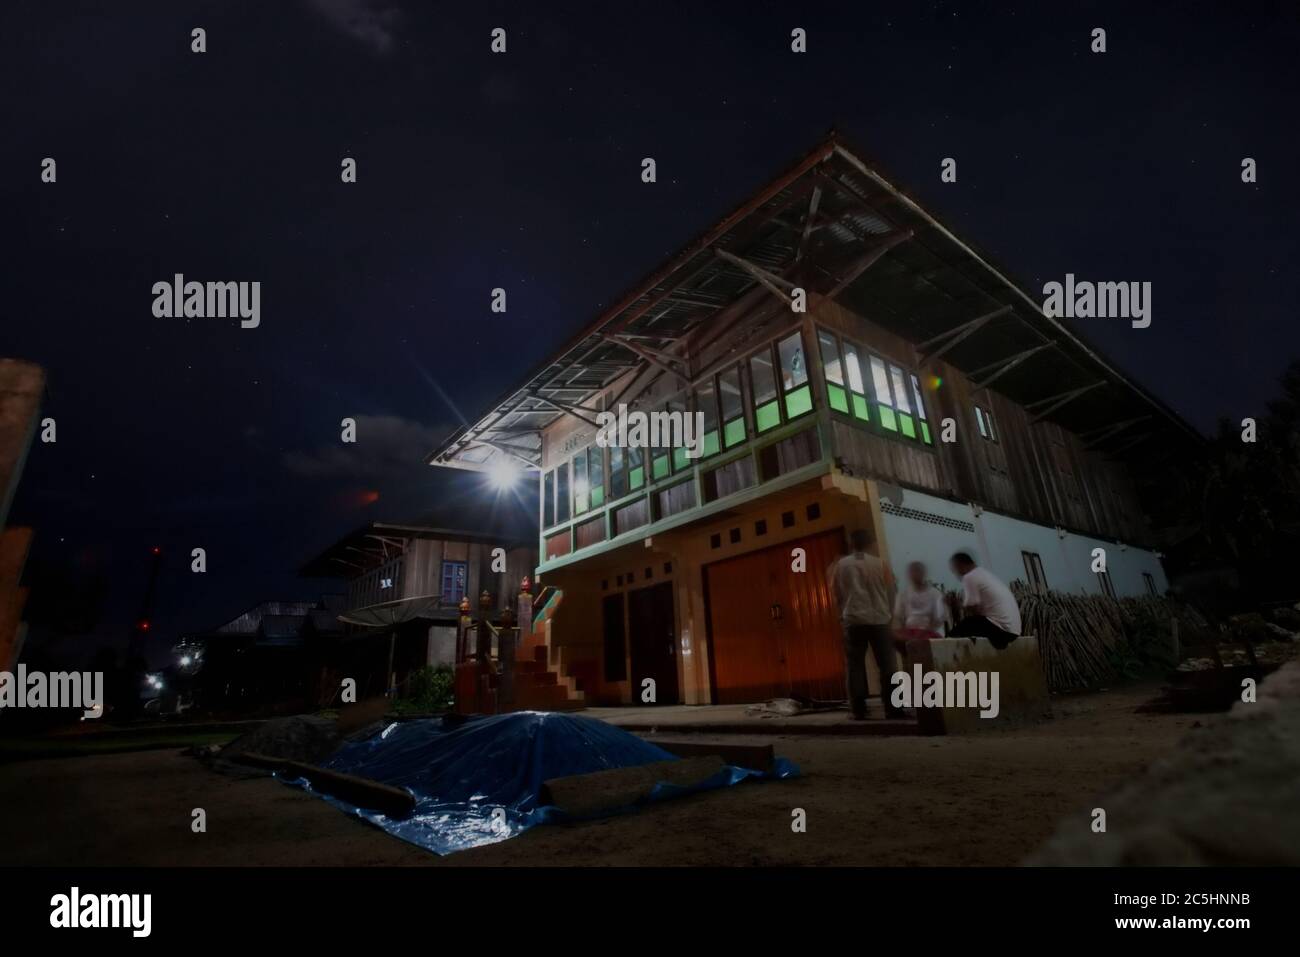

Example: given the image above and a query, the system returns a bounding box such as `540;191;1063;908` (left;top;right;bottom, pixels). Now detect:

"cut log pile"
1008;585;1211;692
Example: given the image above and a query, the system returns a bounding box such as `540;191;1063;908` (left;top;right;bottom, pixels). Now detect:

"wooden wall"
812;298;1151;543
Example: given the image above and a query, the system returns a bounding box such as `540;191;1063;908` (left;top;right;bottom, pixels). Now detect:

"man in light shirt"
827;528;901;720
893;561;948;639
948;551;1021;650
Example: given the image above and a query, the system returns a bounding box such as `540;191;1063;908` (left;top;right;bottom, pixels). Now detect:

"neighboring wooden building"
0;358;43;673
428;135;1200;706
301;523;537;701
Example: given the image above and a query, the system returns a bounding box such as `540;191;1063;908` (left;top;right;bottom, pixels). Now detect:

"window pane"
890;366;911;413
543;470;555;527
778;333;808;390
986;410;998;442
975;406;989;438
843;342;865;394
627;446;644;489
588;446;604;506
610;446;626;498
910;374;927;420
750;350;777;404
556;462;570;523
818;331;843;385
719;367;744;422
573;449;588;513
870;356;892;405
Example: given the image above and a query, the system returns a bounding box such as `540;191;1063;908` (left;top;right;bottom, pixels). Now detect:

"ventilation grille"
880;501;975;533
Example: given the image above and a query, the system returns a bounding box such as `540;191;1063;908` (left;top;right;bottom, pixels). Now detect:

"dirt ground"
0;682;1205;866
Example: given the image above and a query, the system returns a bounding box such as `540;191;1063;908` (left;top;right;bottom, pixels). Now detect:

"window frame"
1021;550;1048;595
815;326;934;447
440;560;468;605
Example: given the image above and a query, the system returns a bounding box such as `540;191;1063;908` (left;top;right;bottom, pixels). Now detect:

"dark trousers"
843;623;900;718
949;614;1019;650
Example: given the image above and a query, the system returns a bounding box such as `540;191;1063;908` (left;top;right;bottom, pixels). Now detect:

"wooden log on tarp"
541;757;727;818
231;751;415;818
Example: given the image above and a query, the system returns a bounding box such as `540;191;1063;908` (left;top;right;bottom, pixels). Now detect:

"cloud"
282;414;444;480
303;0;403;56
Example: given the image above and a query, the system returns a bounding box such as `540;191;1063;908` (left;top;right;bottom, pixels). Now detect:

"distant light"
488;458;520;491
179;655;192;667
139;620;151;632
151;547;161;555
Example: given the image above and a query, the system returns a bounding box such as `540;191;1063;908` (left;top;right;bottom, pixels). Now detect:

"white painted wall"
880;487;1168;600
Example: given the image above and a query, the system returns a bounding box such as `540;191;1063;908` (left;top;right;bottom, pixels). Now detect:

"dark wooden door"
705;528;846;704
627;581;679;704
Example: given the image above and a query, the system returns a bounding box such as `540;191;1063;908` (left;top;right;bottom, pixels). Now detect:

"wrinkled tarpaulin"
286;711;798;855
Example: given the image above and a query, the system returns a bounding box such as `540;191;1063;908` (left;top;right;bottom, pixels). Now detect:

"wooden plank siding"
809;298;1150;543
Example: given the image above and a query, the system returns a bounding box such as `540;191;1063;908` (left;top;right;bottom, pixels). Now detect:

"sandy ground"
0;682;1205;866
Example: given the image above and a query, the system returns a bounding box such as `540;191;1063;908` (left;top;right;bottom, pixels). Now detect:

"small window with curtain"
719;365;746;448
749;348;780;433
975;404;998;442
440;560;468;604
777;332;812;419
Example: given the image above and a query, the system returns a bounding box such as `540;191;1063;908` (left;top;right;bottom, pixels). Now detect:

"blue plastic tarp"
285;711;798;856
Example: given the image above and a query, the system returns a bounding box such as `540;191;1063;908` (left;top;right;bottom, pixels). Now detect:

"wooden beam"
601;334;689;385
795;185;822;262
824;229;913;299
714;248;797;304
1027;381;1108;422
917;305;1013;362
970;342;1057;389
1082;416;1151;449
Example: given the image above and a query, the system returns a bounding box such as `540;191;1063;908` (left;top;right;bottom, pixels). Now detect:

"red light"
151;547;161;555
139;620;151;631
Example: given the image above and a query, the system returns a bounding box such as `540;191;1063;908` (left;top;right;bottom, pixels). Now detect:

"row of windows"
1021;550;1159;598
816;328;933;445
542;331;816;529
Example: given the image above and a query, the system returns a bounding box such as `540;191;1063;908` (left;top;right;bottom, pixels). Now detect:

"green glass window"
819;330;849;414
628;446;645;490
696;380;721;458
890;364;916;439
667;395;690;471
910;374;932;445
870;355;896;431
588;445;605;508
609;445;626;499
843;341;870;422
750;349;781;433
719;366;746;447
778;332;812;419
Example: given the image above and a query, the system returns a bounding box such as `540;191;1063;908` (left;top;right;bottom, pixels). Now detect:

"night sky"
3;1;1297;665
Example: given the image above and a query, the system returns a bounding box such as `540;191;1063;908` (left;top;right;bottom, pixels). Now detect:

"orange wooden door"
704;546;786;703
704;528;846;704
773;529;847;701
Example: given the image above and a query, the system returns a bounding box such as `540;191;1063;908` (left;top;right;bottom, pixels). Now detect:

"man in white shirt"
893;561;948;639
827;528;901;720
948;552;1021;650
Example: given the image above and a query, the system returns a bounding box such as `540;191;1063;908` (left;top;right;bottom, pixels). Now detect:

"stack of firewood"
1005;584;1211;692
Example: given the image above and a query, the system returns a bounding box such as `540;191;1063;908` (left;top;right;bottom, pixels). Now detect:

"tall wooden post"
498;603;516;711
